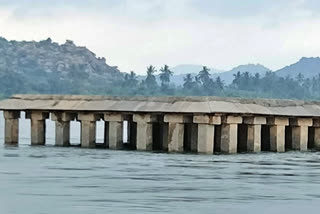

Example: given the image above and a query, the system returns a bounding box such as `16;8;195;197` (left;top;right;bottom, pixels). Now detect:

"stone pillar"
220;116;243;154
133;114;157;151
51;112;75;147
313;119;320;151
164;114;186;152
243;116;266;153
26;111;49;146
267;117;288;152
193;114;221;154
104;113;124;149
78;113;100;148
289;118;312;151
3;111;20;145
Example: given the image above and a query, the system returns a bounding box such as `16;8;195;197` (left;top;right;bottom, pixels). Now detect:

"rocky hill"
0;37;123;96
275;57;320;78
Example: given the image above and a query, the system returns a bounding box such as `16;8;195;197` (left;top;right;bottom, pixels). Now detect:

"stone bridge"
1;94;320;154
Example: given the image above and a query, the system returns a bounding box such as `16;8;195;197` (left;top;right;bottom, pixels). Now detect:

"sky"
0;0;320;74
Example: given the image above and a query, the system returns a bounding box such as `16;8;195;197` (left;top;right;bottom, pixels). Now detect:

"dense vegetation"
117;65;320;100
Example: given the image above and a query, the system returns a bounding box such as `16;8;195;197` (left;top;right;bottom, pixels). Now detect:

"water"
0;113;320;214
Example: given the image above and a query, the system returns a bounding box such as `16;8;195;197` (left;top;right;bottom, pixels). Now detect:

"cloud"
0;0;320;74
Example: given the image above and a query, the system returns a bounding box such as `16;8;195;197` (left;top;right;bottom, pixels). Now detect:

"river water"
0;113;320;214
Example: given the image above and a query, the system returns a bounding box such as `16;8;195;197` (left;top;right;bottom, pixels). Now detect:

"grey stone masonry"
51;112;75;147
26;111;49;145
4;111;20;145
78;113;100;148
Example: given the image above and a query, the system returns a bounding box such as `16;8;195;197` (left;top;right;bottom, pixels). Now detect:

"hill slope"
212;64;271;84
166;64;271;86
171;64;225;75
0;37;123;95
275;57;320;79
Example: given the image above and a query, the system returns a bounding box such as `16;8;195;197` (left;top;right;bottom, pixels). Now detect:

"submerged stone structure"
1;94;320;154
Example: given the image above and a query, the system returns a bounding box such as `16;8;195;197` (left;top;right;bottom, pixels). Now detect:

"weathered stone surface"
51;112;75;122
193;114;221;125
246;124;261;152
290;118;313;127
136;122;153;151
291;126;308;151
5;118;19;145
269;125;286;152
220;124;238;154
4;111;20;145
108;121;123;149
4;94;320;118
26;111;49;146
133;114;158;123
168;123;184;152
313;119;320;127
31;119;46;145
104;113;125;122
55;121;70;147
26;111;49;120
78;113;100;121
244;116;266;125
4;111;20;119
164;114;189;123
267;117;289;126
197;124;214;154
222;116;243;124
80;120;96;148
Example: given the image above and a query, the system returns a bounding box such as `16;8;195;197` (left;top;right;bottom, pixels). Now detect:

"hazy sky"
0;0;320;74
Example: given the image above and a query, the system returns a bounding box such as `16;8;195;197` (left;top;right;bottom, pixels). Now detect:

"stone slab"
267;117;289;126
289;118;313;127
244;116;266;125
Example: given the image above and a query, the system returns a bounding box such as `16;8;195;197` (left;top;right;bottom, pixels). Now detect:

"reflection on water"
0;113;320;214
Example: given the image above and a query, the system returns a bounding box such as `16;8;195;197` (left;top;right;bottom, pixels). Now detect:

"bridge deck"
0;94;319;117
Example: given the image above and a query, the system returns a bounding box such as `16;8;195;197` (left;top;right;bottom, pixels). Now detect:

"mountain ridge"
275;57;320;78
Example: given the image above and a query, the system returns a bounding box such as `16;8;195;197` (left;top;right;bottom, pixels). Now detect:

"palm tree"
183;74;194;90
145;65;158;90
197;66;211;84
215;76;224;90
159;65;173;87
124;71;138;87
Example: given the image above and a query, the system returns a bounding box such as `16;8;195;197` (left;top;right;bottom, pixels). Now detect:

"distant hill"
171;64;225;75
0;37;123;96
275;57;320;79
212;64;271;84
165;63;271;86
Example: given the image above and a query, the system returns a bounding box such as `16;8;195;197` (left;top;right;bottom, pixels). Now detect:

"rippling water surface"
0;113;320;214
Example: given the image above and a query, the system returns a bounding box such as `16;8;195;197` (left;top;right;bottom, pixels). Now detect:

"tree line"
116;65;320;100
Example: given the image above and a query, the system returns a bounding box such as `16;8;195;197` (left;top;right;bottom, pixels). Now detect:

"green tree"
143;65;158;94
159;65;173;89
197;66;211;84
215;76;224;91
183;74;194;90
124;71;139;88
